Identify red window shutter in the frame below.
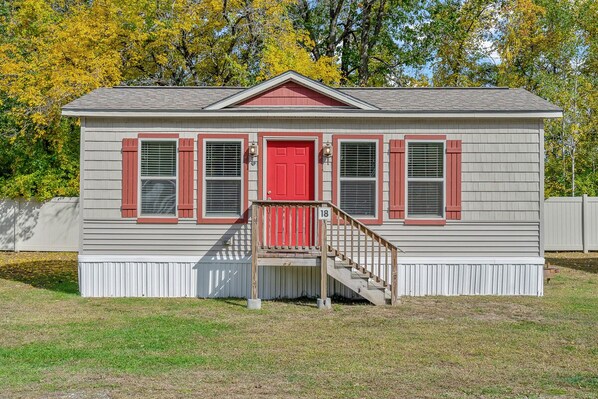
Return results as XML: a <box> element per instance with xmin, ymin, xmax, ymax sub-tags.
<box><xmin>121</xmin><ymin>138</ymin><xmax>138</xmax><ymax>218</ymax></box>
<box><xmin>446</xmin><ymin>140</ymin><xmax>462</xmax><ymax>220</ymax></box>
<box><xmin>178</xmin><ymin>138</ymin><xmax>194</xmax><ymax>218</ymax></box>
<box><xmin>389</xmin><ymin>139</ymin><xmax>406</xmax><ymax>219</ymax></box>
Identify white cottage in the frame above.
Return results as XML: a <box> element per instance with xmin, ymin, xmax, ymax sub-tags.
<box><xmin>62</xmin><ymin>71</ymin><xmax>562</xmax><ymax>308</ymax></box>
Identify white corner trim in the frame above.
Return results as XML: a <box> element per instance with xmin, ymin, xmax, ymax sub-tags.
<box><xmin>203</xmin><ymin>71</ymin><xmax>379</xmax><ymax>111</ymax></box>
<box><xmin>396</xmin><ymin>257</ymin><xmax>545</xmax><ymax>265</ymax></box>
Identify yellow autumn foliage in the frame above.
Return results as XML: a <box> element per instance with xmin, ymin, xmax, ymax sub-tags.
<box><xmin>0</xmin><ymin>0</ymin><xmax>340</xmax><ymax>134</ymax></box>
<box><xmin>0</xmin><ymin>0</ymin><xmax>130</xmax><ymax>131</ymax></box>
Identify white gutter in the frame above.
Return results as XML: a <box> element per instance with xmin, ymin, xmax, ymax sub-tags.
<box><xmin>62</xmin><ymin>110</ymin><xmax>563</xmax><ymax>119</ymax></box>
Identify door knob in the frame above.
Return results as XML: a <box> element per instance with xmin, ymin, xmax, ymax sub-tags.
<box><xmin>267</xmin><ymin>190</ymin><xmax>272</xmax><ymax>194</ymax></box>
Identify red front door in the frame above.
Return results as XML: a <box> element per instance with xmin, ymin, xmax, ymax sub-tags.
<box><xmin>266</xmin><ymin>141</ymin><xmax>315</xmax><ymax>247</ymax></box>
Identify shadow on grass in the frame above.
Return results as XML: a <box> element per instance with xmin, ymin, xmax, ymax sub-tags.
<box><xmin>269</xmin><ymin>296</ymin><xmax>370</xmax><ymax>307</ymax></box>
<box><xmin>545</xmin><ymin>255</ymin><xmax>598</xmax><ymax>274</ymax></box>
<box><xmin>0</xmin><ymin>258</ymin><xmax>79</xmax><ymax>294</ymax></box>
<box><xmin>208</xmin><ymin>296</ymin><xmax>369</xmax><ymax>309</ymax></box>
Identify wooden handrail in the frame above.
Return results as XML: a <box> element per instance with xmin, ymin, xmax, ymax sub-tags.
<box><xmin>253</xmin><ymin>200</ymin><xmax>401</xmax><ymax>252</ymax></box>
<box><xmin>251</xmin><ymin>200</ymin><xmax>401</xmax><ymax>305</ymax></box>
<box><xmin>326</xmin><ymin>202</ymin><xmax>400</xmax><ymax>253</ymax></box>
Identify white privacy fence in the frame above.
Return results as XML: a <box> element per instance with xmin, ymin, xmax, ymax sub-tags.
<box><xmin>544</xmin><ymin>195</ymin><xmax>598</xmax><ymax>252</ymax></box>
<box><xmin>0</xmin><ymin>197</ymin><xmax>79</xmax><ymax>252</ymax></box>
<box><xmin>0</xmin><ymin>196</ymin><xmax>595</xmax><ymax>253</ymax></box>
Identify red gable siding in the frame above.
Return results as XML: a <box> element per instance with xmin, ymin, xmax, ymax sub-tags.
<box><xmin>238</xmin><ymin>82</ymin><xmax>348</xmax><ymax>107</ymax></box>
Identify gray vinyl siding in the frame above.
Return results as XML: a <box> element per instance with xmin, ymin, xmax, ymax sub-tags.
<box><xmin>81</xmin><ymin>117</ymin><xmax>542</xmax><ymax>257</ymax></box>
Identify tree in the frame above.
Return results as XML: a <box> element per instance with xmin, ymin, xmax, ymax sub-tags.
<box><xmin>292</xmin><ymin>0</ymin><xmax>434</xmax><ymax>86</ymax></box>
<box><xmin>497</xmin><ymin>0</ymin><xmax>597</xmax><ymax>196</ymax></box>
<box><xmin>0</xmin><ymin>0</ymin><xmax>339</xmax><ymax>199</ymax></box>
<box><xmin>0</xmin><ymin>0</ymin><xmax>594</xmax><ymax>200</ymax></box>
<box><xmin>0</xmin><ymin>0</ymin><xmax>127</xmax><ymax>199</ymax></box>
<box><xmin>429</xmin><ymin>0</ymin><xmax>502</xmax><ymax>86</ymax></box>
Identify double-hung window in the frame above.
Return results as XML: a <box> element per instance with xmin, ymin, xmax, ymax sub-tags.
<box><xmin>339</xmin><ymin>141</ymin><xmax>378</xmax><ymax>218</ymax></box>
<box><xmin>204</xmin><ymin>140</ymin><xmax>243</xmax><ymax>217</ymax></box>
<box><xmin>407</xmin><ymin>141</ymin><xmax>445</xmax><ymax>218</ymax></box>
<box><xmin>140</xmin><ymin>140</ymin><xmax>177</xmax><ymax>216</ymax></box>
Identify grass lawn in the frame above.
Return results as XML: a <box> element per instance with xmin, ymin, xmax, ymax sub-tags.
<box><xmin>0</xmin><ymin>252</ymin><xmax>597</xmax><ymax>398</ymax></box>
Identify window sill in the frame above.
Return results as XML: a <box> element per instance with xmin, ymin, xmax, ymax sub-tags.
<box><xmin>137</xmin><ymin>217</ymin><xmax>179</xmax><ymax>224</ymax></box>
<box><xmin>404</xmin><ymin>219</ymin><xmax>446</xmax><ymax>226</ymax></box>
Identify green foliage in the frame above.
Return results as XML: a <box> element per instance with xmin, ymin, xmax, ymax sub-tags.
<box><xmin>428</xmin><ymin>0</ymin><xmax>596</xmax><ymax>197</ymax></box>
<box><xmin>497</xmin><ymin>0</ymin><xmax>597</xmax><ymax>197</ymax></box>
<box><xmin>291</xmin><ymin>0</ymin><xmax>435</xmax><ymax>86</ymax></box>
<box><xmin>0</xmin><ymin>119</ymin><xmax>80</xmax><ymax>201</ymax></box>
<box><xmin>0</xmin><ymin>0</ymin><xmax>595</xmax><ymax>199</ymax></box>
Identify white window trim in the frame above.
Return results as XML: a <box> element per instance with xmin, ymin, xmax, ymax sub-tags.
<box><xmin>138</xmin><ymin>138</ymin><xmax>178</xmax><ymax>218</ymax></box>
<box><xmin>261</xmin><ymin>136</ymin><xmax>320</xmax><ymax>201</ymax></box>
<box><xmin>337</xmin><ymin>138</ymin><xmax>379</xmax><ymax>219</ymax></box>
<box><xmin>202</xmin><ymin>138</ymin><xmax>245</xmax><ymax>219</ymax></box>
<box><xmin>405</xmin><ymin>140</ymin><xmax>446</xmax><ymax>219</ymax></box>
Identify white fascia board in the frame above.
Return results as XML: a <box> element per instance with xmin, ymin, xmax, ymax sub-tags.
<box><xmin>203</xmin><ymin>71</ymin><xmax>379</xmax><ymax>110</ymax></box>
<box><xmin>62</xmin><ymin>110</ymin><xmax>564</xmax><ymax>119</ymax></box>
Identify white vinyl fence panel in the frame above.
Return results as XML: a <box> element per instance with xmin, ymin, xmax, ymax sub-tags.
<box><xmin>0</xmin><ymin>197</ymin><xmax>79</xmax><ymax>252</ymax></box>
<box><xmin>544</xmin><ymin>195</ymin><xmax>598</xmax><ymax>252</ymax></box>
<box><xmin>1</xmin><ymin>195</ymin><xmax>594</xmax><ymax>253</ymax></box>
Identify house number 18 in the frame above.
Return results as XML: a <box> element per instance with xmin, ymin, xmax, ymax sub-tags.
<box><xmin>318</xmin><ymin>207</ymin><xmax>331</xmax><ymax>221</ymax></box>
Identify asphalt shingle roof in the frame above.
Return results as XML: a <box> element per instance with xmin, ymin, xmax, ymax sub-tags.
<box><xmin>63</xmin><ymin>85</ymin><xmax>561</xmax><ymax>113</ymax></box>
<box><xmin>339</xmin><ymin>87</ymin><xmax>561</xmax><ymax>112</ymax></box>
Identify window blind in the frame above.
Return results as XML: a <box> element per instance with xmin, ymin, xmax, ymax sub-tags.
<box><xmin>408</xmin><ymin>181</ymin><xmax>443</xmax><ymax>217</ymax></box>
<box><xmin>407</xmin><ymin>142</ymin><xmax>444</xmax><ymax>218</ymax></box>
<box><xmin>206</xmin><ymin>181</ymin><xmax>242</xmax><ymax>215</ymax></box>
<box><xmin>140</xmin><ymin>141</ymin><xmax>177</xmax><ymax>216</ymax></box>
<box><xmin>340</xmin><ymin>142</ymin><xmax>376</xmax><ymax>178</ymax></box>
<box><xmin>205</xmin><ymin>141</ymin><xmax>242</xmax><ymax>216</ymax></box>
<box><xmin>141</xmin><ymin>141</ymin><xmax>177</xmax><ymax>177</ymax></box>
<box><xmin>340</xmin><ymin>181</ymin><xmax>376</xmax><ymax>216</ymax></box>
<box><xmin>339</xmin><ymin>142</ymin><xmax>377</xmax><ymax>217</ymax></box>
<box><xmin>206</xmin><ymin>142</ymin><xmax>241</xmax><ymax>177</ymax></box>
<box><xmin>408</xmin><ymin>142</ymin><xmax>443</xmax><ymax>178</ymax></box>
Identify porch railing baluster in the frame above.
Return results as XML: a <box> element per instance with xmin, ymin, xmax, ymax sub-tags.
<box><xmin>251</xmin><ymin>200</ymin><xmax>401</xmax><ymax>305</ymax></box>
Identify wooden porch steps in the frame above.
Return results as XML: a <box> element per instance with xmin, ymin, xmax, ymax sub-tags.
<box><xmin>327</xmin><ymin>257</ymin><xmax>389</xmax><ymax>306</ymax></box>
<box><xmin>255</xmin><ymin>254</ymin><xmax>392</xmax><ymax>305</ymax></box>
<box><xmin>250</xmin><ymin>200</ymin><xmax>401</xmax><ymax>307</ymax></box>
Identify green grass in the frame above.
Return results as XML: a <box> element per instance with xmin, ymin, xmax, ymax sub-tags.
<box><xmin>0</xmin><ymin>251</ymin><xmax>597</xmax><ymax>398</ymax></box>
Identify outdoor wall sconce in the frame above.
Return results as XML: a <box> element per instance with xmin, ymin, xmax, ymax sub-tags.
<box><xmin>249</xmin><ymin>142</ymin><xmax>258</xmax><ymax>158</ymax></box>
<box><xmin>323</xmin><ymin>142</ymin><xmax>332</xmax><ymax>158</ymax></box>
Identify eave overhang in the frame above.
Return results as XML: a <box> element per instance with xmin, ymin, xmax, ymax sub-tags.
<box><xmin>62</xmin><ymin>109</ymin><xmax>563</xmax><ymax>119</ymax></box>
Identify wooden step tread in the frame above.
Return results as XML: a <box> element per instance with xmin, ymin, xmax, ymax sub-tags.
<box><xmin>258</xmin><ymin>251</ymin><xmax>320</xmax><ymax>258</ymax></box>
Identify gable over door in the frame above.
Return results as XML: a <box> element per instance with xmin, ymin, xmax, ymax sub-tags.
<box><xmin>239</xmin><ymin>82</ymin><xmax>348</xmax><ymax>107</ymax></box>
